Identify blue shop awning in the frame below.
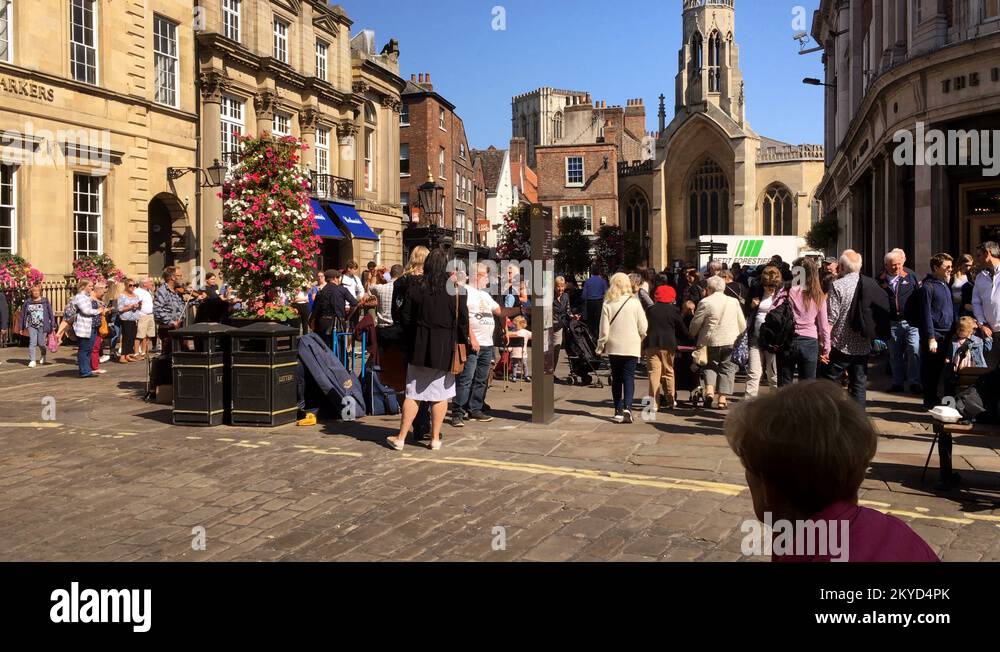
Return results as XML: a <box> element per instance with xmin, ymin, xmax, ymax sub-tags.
<box><xmin>328</xmin><ymin>202</ymin><xmax>379</xmax><ymax>241</ymax></box>
<box><xmin>311</xmin><ymin>200</ymin><xmax>346</xmax><ymax>239</ymax></box>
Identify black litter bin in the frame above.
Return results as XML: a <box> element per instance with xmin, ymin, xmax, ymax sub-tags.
<box><xmin>170</xmin><ymin>323</ymin><xmax>233</xmax><ymax>426</ymax></box>
<box><xmin>230</xmin><ymin>322</ymin><xmax>300</xmax><ymax>427</ymax></box>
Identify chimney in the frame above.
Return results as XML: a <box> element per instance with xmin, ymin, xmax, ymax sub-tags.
<box><xmin>410</xmin><ymin>74</ymin><xmax>416</xmax><ymax>82</ymax></box>
<box><xmin>509</xmin><ymin>137</ymin><xmax>527</xmax><ymax>165</ymax></box>
<box><xmin>418</xmin><ymin>73</ymin><xmax>424</xmax><ymax>83</ymax></box>
<box><xmin>424</xmin><ymin>73</ymin><xmax>432</xmax><ymax>91</ymax></box>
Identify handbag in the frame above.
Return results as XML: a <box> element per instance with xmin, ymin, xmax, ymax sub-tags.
<box><xmin>47</xmin><ymin>331</ymin><xmax>60</xmax><ymax>353</ymax></box>
<box><xmin>692</xmin><ymin>345</ymin><xmax>709</xmax><ymax>367</ymax></box>
<box><xmin>730</xmin><ymin>329</ymin><xmax>750</xmax><ymax>368</ymax></box>
<box><xmin>98</xmin><ymin>314</ymin><xmax>110</xmax><ymax>338</ymax></box>
<box><xmin>450</xmin><ymin>291</ymin><xmax>467</xmax><ymax>375</ymax></box>
<box><xmin>11</xmin><ymin>308</ymin><xmax>24</xmax><ymax>337</ymax></box>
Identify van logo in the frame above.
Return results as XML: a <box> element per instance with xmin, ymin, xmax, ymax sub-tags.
<box><xmin>734</xmin><ymin>239</ymin><xmax>765</xmax><ymax>257</ymax></box>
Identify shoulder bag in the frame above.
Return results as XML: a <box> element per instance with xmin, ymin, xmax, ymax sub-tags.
<box><xmin>450</xmin><ymin>291</ymin><xmax>468</xmax><ymax>375</ymax></box>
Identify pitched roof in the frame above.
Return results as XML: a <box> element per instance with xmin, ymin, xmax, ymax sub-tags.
<box><xmin>511</xmin><ymin>162</ymin><xmax>538</xmax><ymax>204</ymax></box>
<box><xmin>471</xmin><ymin>146</ymin><xmax>507</xmax><ymax>192</ymax></box>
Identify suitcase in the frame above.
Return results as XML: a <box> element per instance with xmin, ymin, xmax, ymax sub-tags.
<box><xmin>298</xmin><ymin>333</ymin><xmax>366</xmax><ymax>418</ymax></box>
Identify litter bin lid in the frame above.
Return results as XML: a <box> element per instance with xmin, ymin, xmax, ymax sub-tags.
<box><xmin>233</xmin><ymin>321</ymin><xmax>299</xmax><ymax>337</ymax></box>
<box><xmin>171</xmin><ymin>323</ymin><xmax>235</xmax><ymax>338</ymax></box>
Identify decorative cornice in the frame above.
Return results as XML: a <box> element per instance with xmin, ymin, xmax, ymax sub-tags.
<box><xmin>299</xmin><ymin>108</ymin><xmax>321</xmax><ymax>132</ymax></box>
<box><xmin>198</xmin><ymin>69</ymin><xmax>230</xmax><ymax>103</ymax></box>
<box><xmin>254</xmin><ymin>90</ymin><xmax>279</xmax><ymax>119</ymax></box>
<box><xmin>337</xmin><ymin>122</ymin><xmax>359</xmax><ymax>139</ymax></box>
<box><xmin>380</xmin><ymin>96</ymin><xmax>403</xmax><ymax>113</ymax></box>
<box><xmin>272</xmin><ymin>0</ymin><xmax>301</xmax><ymax>16</ymax></box>
<box><xmin>352</xmin><ymin>81</ymin><xmax>371</xmax><ymax>95</ymax></box>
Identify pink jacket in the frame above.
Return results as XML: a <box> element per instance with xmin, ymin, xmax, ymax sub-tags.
<box><xmin>776</xmin><ymin>287</ymin><xmax>831</xmax><ymax>356</ymax></box>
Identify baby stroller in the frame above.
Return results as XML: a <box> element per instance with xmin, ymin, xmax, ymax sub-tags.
<box><xmin>561</xmin><ymin>315</ymin><xmax>603</xmax><ymax>388</ymax></box>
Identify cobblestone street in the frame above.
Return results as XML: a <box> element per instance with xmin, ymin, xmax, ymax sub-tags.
<box><xmin>1</xmin><ymin>349</ymin><xmax>999</xmax><ymax>562</ymax></box>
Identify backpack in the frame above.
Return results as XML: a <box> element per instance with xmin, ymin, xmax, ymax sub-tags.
<box><xmin>758</xmin><ymin>290</ymin><xmax>795</xmax><ymax>354</ymax></box>
<box><xmin>363</xmin><ymin>365</ymin><xmax>400</xmax><ymax>416</ymax></box>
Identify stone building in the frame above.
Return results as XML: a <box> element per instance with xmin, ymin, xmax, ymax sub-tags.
<box><xmin>812</xmin><ymin>0</ymin><xmax>1000</xmax><ymax>274</ymax></box>
<box><xmin>0</xmin><ymin>0</ymin><xmax>199</xmax><ymax>279</ymax></box>
<box><xmin>196</xmin><ymin>1</ymin><xmax>405</xmax><ymax>275</ymax></box>
<box><xmin>517</xmin><ymin>0</ymin><xmax>824</xmax><ymax>269</ymax></box>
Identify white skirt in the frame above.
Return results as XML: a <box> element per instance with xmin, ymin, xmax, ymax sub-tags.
<box><xmin>405</xmin><ymin>364</ymin><xmax>456</xmax><ymax>402</ymax></box>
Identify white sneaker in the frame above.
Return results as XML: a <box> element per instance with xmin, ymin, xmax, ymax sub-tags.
<box><xmin>28</xmin><ymin>361</ymin><xmax>37</xmax><ymax>368</ymax></box>
<box><xmin>93</xmin><ymin>369</ymin><xmax>107</xmax><ymax>374</ymax></box>
<box><xmin>99</xmin><ymin>355</ymin><xmax>111</xmax><ymax>363</ymax></box>
<box><xmin>39</xmin><ymin>358</ymin><xmax>45</xmax><ymax>365</ymax></box>
<box><xmin>612</xmin><ymin>413</ymin><xmax>625</xmax><ymax>424</ymax></box>
<box><xmin>623</xmin><ymin>410</ymin><xmax>634</xmax><ymax>424</ymax></box>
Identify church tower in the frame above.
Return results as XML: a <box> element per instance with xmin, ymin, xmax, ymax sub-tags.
<box><xmin>675</xmin><ymin>0</ymin><xmax>746</xmax><ymax>127</ymax></box>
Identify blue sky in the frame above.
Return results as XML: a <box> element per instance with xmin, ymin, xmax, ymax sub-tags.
<box><xmin>339</xmin><ymin>0</ymin><xmax>824</xmax><ymax>150</ymax></box>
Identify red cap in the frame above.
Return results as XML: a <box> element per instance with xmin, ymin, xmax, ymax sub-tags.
<box><xmin>654</xmin><ymin>285</ymin><xmax>676</xmax><ymax>304</ymax></box>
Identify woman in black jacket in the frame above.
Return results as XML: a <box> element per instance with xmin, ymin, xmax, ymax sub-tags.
<box><xmin>387</xmin><ymin>249</ymin><xmax>469</xmax><ymax>451</ymax></box>
<box><xmin>645</xmin><ymin>275</ymin><xmax>687</xmax><ymax>410</ymax></box>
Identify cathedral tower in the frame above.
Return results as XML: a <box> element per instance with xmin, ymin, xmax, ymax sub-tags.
<box><xmin>675</xmin><ymin>0</ymin><xmax>746</xmax><ymax>127</ymax></box>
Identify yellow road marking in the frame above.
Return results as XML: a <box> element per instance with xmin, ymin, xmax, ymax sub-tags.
<box><xmin>186</xmin><ymin>436</ymin><xmax>202</xmax><ymax>440</ymax></box>
<box><xmin>216</xmin><ymin>438</ymin><xmax>236</xmax><ymax>442</ymax></box>
<box><xmin>298</xmin><ymin>449</ymin><xmax>363</xmax><ymax>458</ymax></box>
<box><xmin>400</xmin><ymin>455</ymin><xmax>747</xmax><ymax>497</ymax></box>
<box><xmin>0</xmin><ymin>422</ymin><xmax>62</xmax><ymax>428</ymax></box>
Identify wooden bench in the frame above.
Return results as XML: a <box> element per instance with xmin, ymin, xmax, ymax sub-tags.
<box><xmin>923</xmin><ymin>367</ymin><xmax>1000</xmax><ymax>487</ymax></box>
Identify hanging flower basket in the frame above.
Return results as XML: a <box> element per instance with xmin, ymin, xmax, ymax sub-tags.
<box><xmin>72</xmin><ymin>254</ymin><xmax>124</xmax><ymax>286</ymax></box>
<box><xmin>211</xmin><ymin>134</ymin><xmax>320</xmax><ymax>324</ymax></box>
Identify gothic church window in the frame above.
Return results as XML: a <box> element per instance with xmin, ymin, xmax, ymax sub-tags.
<box><xmin>761</xmin><ymin>184</ymin><xmax>795</xmax><ymax>236</ymax></box>
<box><xmin>688</xmin><ymin>158</ymin><xmax>730</xmax><ymax>238</ymax></box>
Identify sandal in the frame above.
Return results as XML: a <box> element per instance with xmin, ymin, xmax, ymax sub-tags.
<box><xmin>716</xmin><ymin>396</ymin><xmax>729</xmax><ymax>409</ymax></box>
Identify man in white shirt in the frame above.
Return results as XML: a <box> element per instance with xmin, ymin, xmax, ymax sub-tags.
<box><xmin>341</xmin><ymin>260</ymin><xmax>365</xmax><ymax>301</ymax></box>
<box><xmin>973</xmin><ymin>241</ymin><xmax>1000</xmax><ymax>367</ymax></box>
<box><xmin>451</xmin><ymin>263</ymin><xmax>502</xmax><ymax>428</ymax></box>
<box><xmin>372</xmin><ymin>265</ymin><xmax>402</xmax><ymax>328</ymax></box>
<box><xmin>134</xmin><ymin>277</ymin><xmax>156</xmax><ymax>358</ymax></box>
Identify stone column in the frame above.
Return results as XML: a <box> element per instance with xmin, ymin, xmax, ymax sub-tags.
<box><xmin>299</xmin><ymin>107</ymin><xmax>319</xmax><ymax>182</ymax></box>
<box><xmin>835</xmin><ymin>1</ymin><xmax>852</xmax><ymax>148</ymax></box>
<box><xmin>337</xmin><ymin>122</ymin><xmax>359</xmax><ymax>198</ymax></box>
<box><xmin>913</xmin><ymin>160</ymin><xmax>933</xmax><ymax>276</ymax></box>
<box><xmin>199</xmin><ymin>70</ymin><xmax>228</xmax><ymax>270</ymax></box>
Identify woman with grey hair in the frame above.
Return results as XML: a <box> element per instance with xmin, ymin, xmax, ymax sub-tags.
<box><xmin>689</xmin><ymin>275</ymin><xmax>746</xmax><ymax>409</ymax></box>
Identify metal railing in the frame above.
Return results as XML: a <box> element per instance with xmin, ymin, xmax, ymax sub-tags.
<box><xmin>310</xmin><ymin>173</ymin><xmax>355</xmax><ymax>202</ymax></box>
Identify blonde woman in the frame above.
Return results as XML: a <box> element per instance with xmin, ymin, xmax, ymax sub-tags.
<box><xmin>596</xmin><ymin>273</ymin><xmax>648</xmax><ymax>423</ymax></box>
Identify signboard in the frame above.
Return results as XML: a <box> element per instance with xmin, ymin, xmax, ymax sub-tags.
<box><xmin>529</xmin><ymin>204</ymin><xmax>555</xmax><ymax>425</ymax></box>
<box><xmin>697</xmin><ymin>235</ymin><xmax>805</xmax><ymax>270</ymax></box>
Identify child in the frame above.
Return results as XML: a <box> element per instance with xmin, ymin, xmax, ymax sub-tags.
<box><xmin>507</xmin><ymin>316</ymin><xmax>532</xmax><ymax>382</ymax></box>
<box><xmin>945</xmin><ymin>316</ymin><xmax>991</xmax><ymax>395</ymax></box>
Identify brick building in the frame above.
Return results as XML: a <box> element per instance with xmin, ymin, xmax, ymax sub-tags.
<box><xmin>536</xmin><ymin>142</ymin><xmax>619</xmax><ymax>236</ymax></box>
<box><xmin>400</xmin><ymin>72</ymin><xmax>486</xmax><ymax>258</ymax></box>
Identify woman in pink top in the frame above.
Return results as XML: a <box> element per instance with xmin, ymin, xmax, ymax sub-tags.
<box><xmin>726</xmin><ymin>380</ymin><xmax>939</xmax><ymax>562</ymax></box>
<box><xmin>775</xmin><ymin>258</ymin><xmax>831</xmax><ymax>387</ymax></box>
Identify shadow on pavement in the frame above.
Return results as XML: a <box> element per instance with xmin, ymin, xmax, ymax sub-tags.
<box><xmin>869</xmin><ymin>461</ymin><xmax>1000</xmax><ymax>510</ymax></box>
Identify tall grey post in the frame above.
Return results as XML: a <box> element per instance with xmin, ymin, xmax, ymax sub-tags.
<box><xmin>529</xmin><ymin>204</ymin><xmax>555</xmax><ymax>424</ymax></box>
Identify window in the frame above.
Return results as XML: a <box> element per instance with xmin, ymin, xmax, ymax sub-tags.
<box><xmin>401</xmin><ymin>192</ymin><xmax>410</xmax><ymax>217</ymax></box>
<box><xmin>624</xmin><ymin>191</ymin><xmax>649</xmax><ymax>234</ymax></box>
<box><xmin>455</xmin><ymin>176</ymin><xmax>461</xmax><ymax>205</ymax></box>
<box><xmin>153</xmin><ymin>15</ymin><xmax>178</xmax><ymax>108</ymax></box>
<box><xmin>73</xmin><ymin>174</ymin><xmax>102</xmax><ymax>258</ymax></box>
<box><xmin>459</xmin><ymin>143</ymin><xmax>466</xmax><ymax>159</ymax></box>
<box><xmin>708</xmin><ymin>31</ymin><xmax>722</xmax><ymax>92</ymax></box>
<box><xmin>0</xmin><ymin>0</ymin><xmax>12</xmax><ymax>63</ymax></box>
<box><xmin>0</xmin><ymin>164</ymin><xmax>15</xmax><ymax>253</ymax></box>
<box><xmin>439</xmin><ymin>108</ymin><xmax>446</xmax><ymax>130</ymax></box>
<box><xmin>315</xmin><ymin>40</ymin><xmax>328</xmax><ymax>81</ymax></box>
<box><xmin>223</xmin><ymin>0</ymin><xmax>240</xmax><ymax>42</ymax></box>
<box><xmin>438</xmin><ymin>147</ymin><xmax>446</xmax><ymax>178</ymax></box>
<box><xmin>986</xmin><ymin>0</ymin><xmax>1000</xmax><ymax>19</ymax></box>
<box><xmin>455</xmin><ymin>209</ymin><xmax>467</xmax><ymax>244</ymax></box>
<box><xmin>690</xmin><ymin>31</ymin><xmax>703</xmax><ymax>79</ymax></box>
<box><xmin>914</xmin><ymin>0</ymin><xmax>923</xmax><ymax>25</ymax></box>
<box><xmin>553</xmin><ymin>112</ymin><xmax>563</xmax><ymax>141</ymax></box>
<box><xmin>761</xmin><ymin>184</ymin><xmax>795</xmax><ymax>236</ymax></box>
<box><xmin>560</xmin><ymin>204</ymin><xmax>593</xmax><ymax>233</ymax></box>
<box><xmin>400</xmin><ymin>103</ymin><xmax>409</xmax><ymax>126</ymax></box>
<box><xmin>273</xmin><ymin>112</ymin><xmax>291</xmax><ymax>137</ymax></box>
<box><xmin>364</xmin><ymin>104</ymin><xmax>376</xmax><ymax>191</ymax></box>
<box><xmin>273</xmin><ymin>17</ymin><xmax>288</xmax><ymax>64</ymax></box>
<box><xmin>220</xmin><ymin>94</ymin><xmax>245</xmax><ymax>166</ymax></box>
<box><xmin>566</xmin><ymin>156</ymin><xmax>584</xmax><ymax>186</ymax></box>
<box><xmin>399</xmin><ymin>143</ymin><xmax>410</xmax><ymax>176</ymax></box>
<box><xmin>688</xmin><ymin>158</ymin><xmax>730</xmax><ymax>238</ymax></box>
<box><xmin>70</xmin><ymin>0</ymin><xmax>98</xmax><ymax>84</ymax></box>
<box><xmin>315</xmin><ymin>126</ymin><xmax>330</xmax><ymax>196</ymax></box>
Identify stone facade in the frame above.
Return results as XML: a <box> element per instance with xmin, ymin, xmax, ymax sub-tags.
<box><xmin>812</xmin><ymin>0</ymin><xmax>1000</xmax><ymax>275</ymax></box>
<box><xmin>0</xmin><ymin>0</ymin><xmax>199</xmax><ymax>279</ymax></box>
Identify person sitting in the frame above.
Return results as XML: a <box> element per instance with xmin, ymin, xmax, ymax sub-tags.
<box><xmin>944</xmin><ymin>316</ymin><xmax>991</xmax><ymax>398</ymax></box>
<box><xmin>309</xmin><ymin>269</ymin><xmax>359</xmax><ymax>340</ymax></box>
<box><xmin>507</xmin><ymin>316</ymin><xmax>532</xmax><ymax>382</ymax></box>
<box><xmin>725</xmin><ymin>380</ymin><xmax>939</xmax><ymax>562</ymax></box>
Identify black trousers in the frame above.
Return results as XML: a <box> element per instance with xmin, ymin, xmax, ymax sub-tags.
<box><xmin>920</xmin><ymin>339</ymin><xmax>948</xmax><ymax>408</ymax></box>
<box><xmin>120</xmin><ymin>320</ymin><xmax>138</xmax><ymax>357</ymax></box>
<box><xmin>586</xmin><ymin>299</ymin><xmax>603</xmax><ymax>340</ymax></box>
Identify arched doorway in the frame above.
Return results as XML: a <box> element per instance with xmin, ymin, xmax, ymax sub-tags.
<box><xmin>147</xmin><ymin>193</ymin><xmax>187</xmax><ymax>275</ymax></box>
